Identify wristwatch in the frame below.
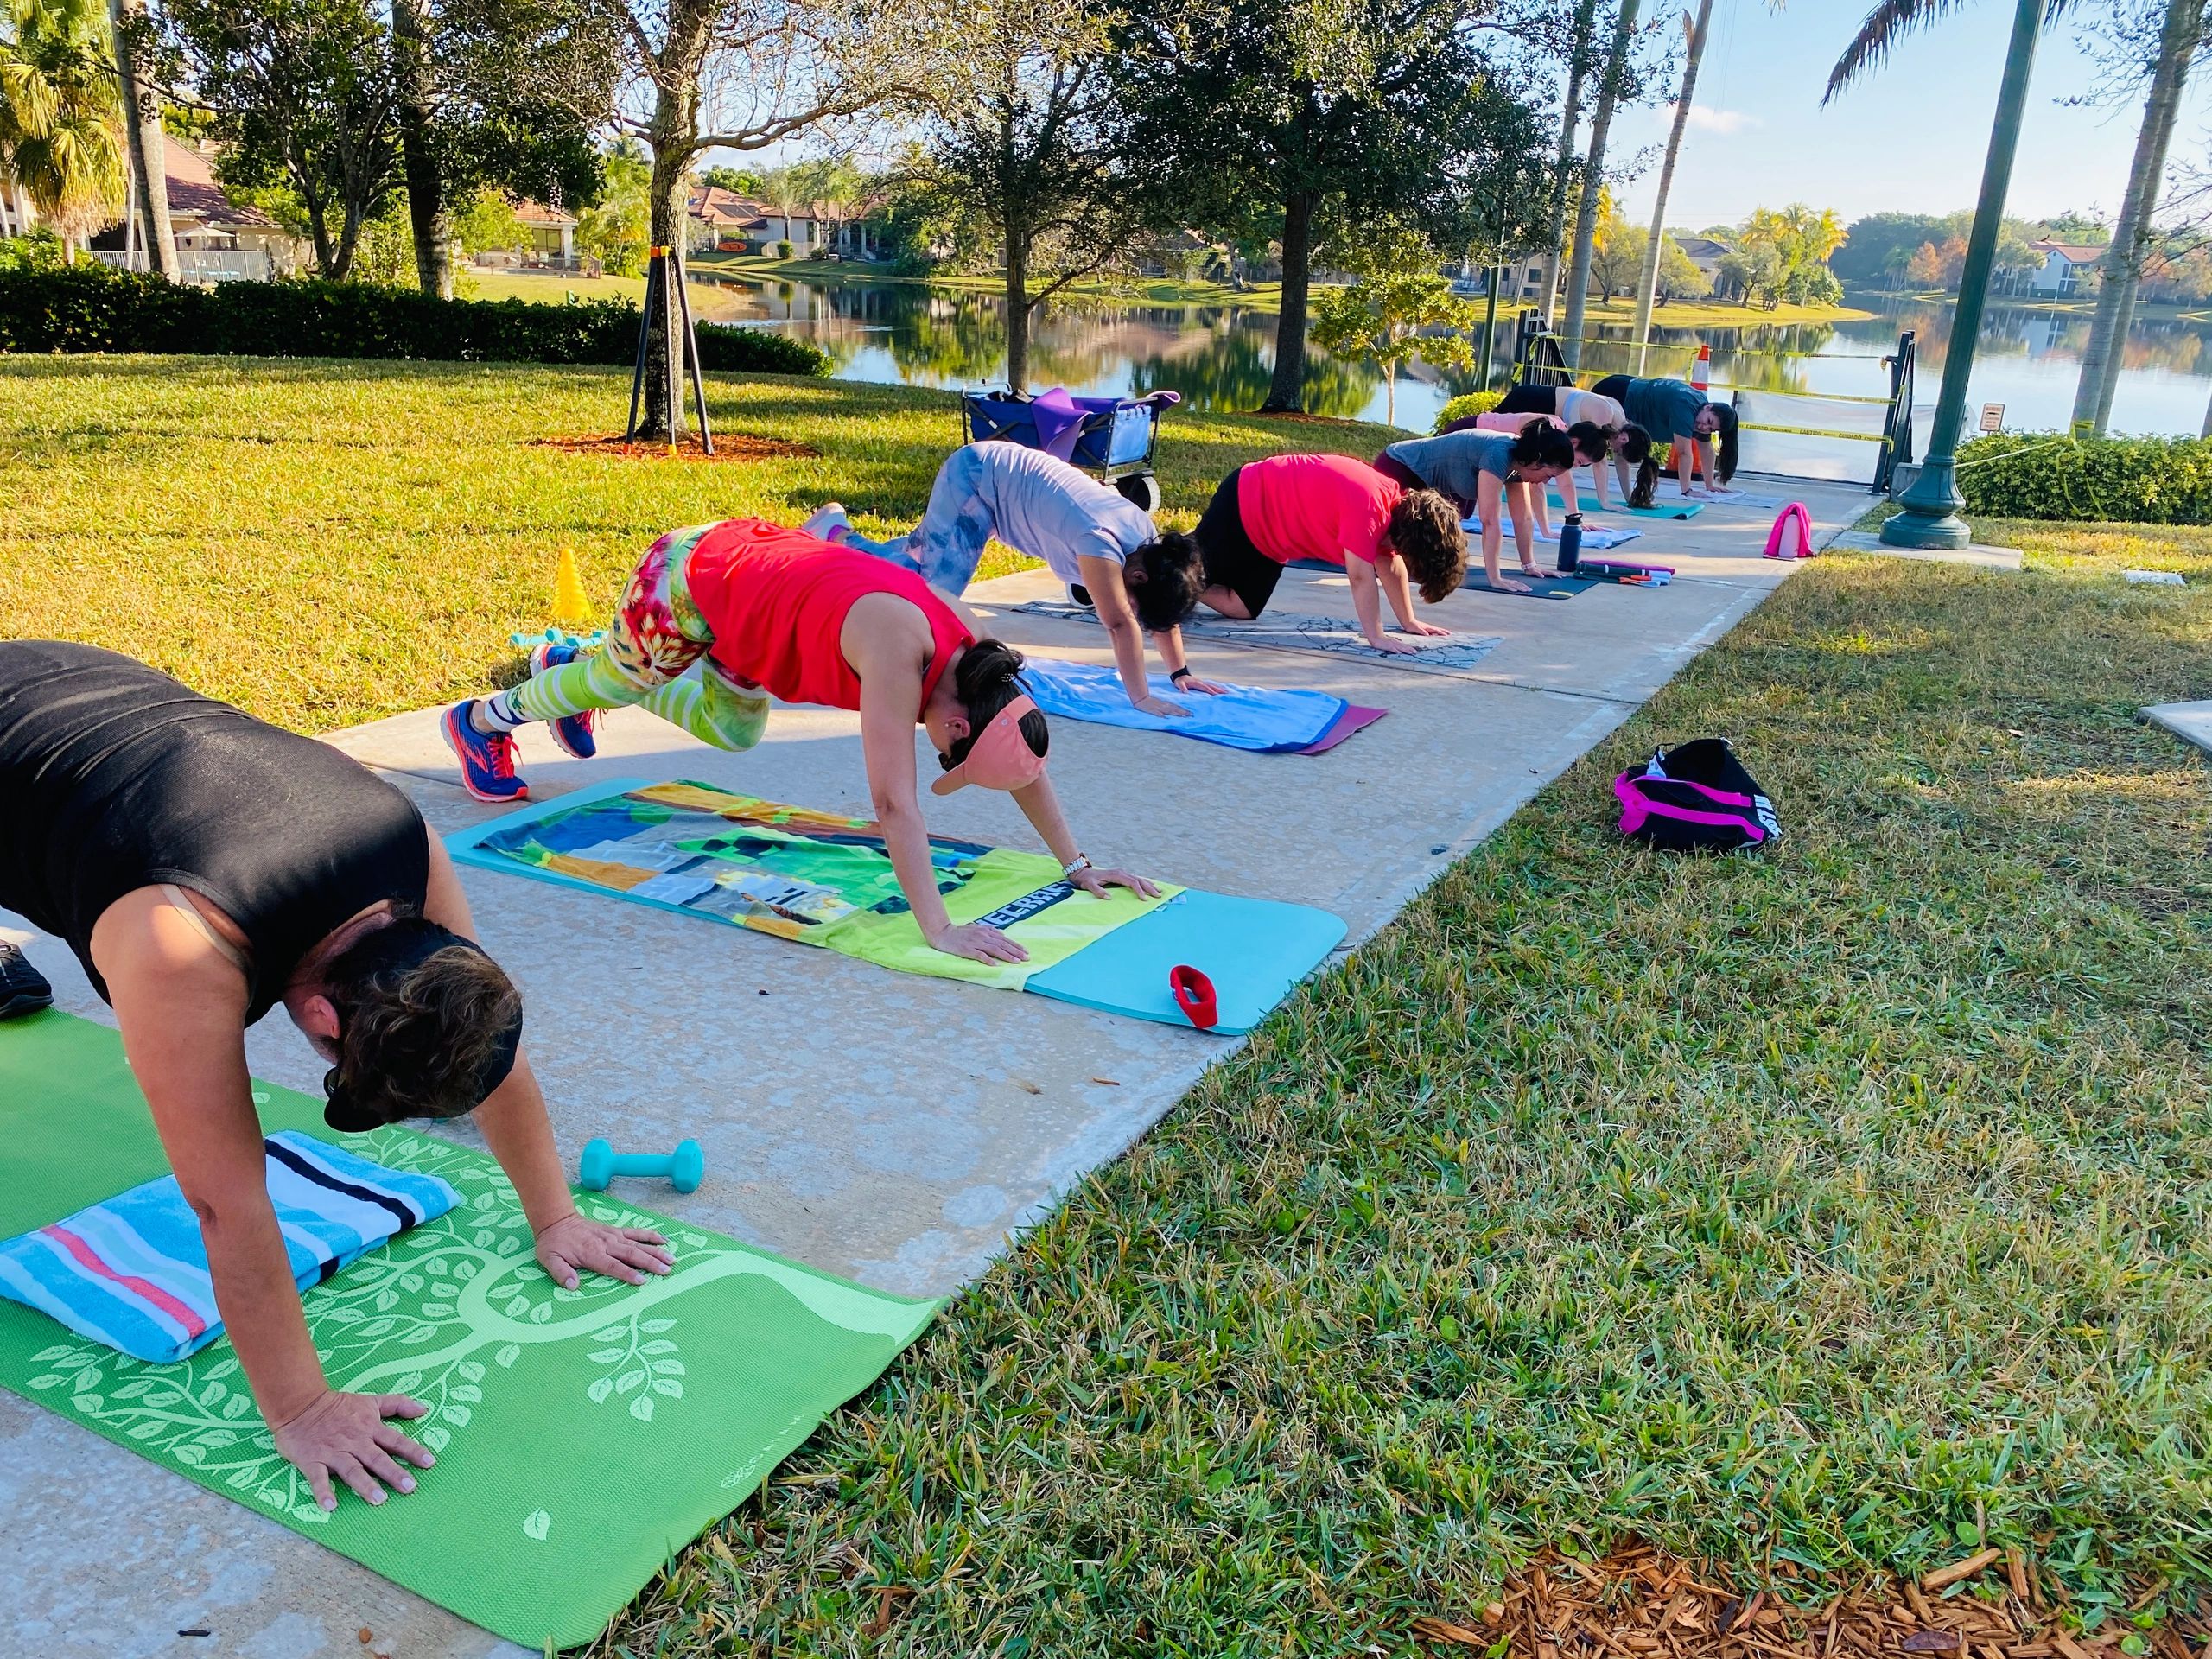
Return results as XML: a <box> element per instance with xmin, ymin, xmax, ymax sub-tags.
<box><xmin>1062</xmin><ymin>855</ymin><xmax>1094</xmax><ymax>880</ymax></box>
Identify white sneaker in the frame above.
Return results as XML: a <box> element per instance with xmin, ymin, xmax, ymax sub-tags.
<box><xmin>799</xmin><ymin>504</ymin><xmax>850</xmax><ymax>543</ymax></box>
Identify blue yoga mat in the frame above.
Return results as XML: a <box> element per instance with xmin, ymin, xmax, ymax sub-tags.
<box><xmin>1020</xmin><ymin>658</ymin><xmax>1350</xmax><ymax>753</ymax></box>
<box><xmin>1026</xmin><ymin>891</ymin><xmax>1347</xmax><ymax>1036</ymax></box>
<box><xmin>1548</xmin><ymin>489</ymin><xmax>1702</xmax><ymax>521</ymax></box>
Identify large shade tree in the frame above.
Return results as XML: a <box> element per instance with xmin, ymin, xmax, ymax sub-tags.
<box><xmin>902</xmin><ymin>0</ymin><xmax>1163</xmax><ymax>390</ymax></box>
<box><xmin>158</xmin><ymin>0</ymin><xmax>402</xmax><ymax>279</ymax></box>
<box><xmin>1121</xmin><ymin>0</ymin><xmax>1527</xmax><ymax>411</ymax></box>
<box><xmin>390</xmin><ymin>0</ymin><xmax>621</xmax><ymax>296</ymax></box>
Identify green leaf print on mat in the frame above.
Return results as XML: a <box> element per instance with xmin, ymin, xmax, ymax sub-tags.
<box><xmin>0</xmin><ymin>1012</ymin><xmax>938</xmax><ymax>1649</ymax></box>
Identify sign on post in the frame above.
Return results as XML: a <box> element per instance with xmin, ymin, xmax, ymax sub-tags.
<box><xmin>1979</xmin><ymin>403</ymin><xmax>2005</xmax><ymax>432</ymax></box>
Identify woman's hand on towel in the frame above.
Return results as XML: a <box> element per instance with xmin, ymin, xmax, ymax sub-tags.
<box><xmin>1402</xmin><ymin>619</ymin><xmax>1457</xmax><ymax>638</ymax></box>
<box><xmin>1070</xmin><ymin>866</ymin><xmax>1162</xmax><ymax>901</ymax></box>
<box><xmin>928</xmin><ymin>918</ymin><xmax>1030</xmax><ymax>964</ymax></box>
<box><xmin>536</xmin><ymin>1211</ymin><xmax>675</xmax><ymax>1291</ymax></box>
<box><xmin>1176</xmin><ymin>674</ymin><xmax>1230</xmax><ymax>696</ymax></box>
<box><xmin>273</xmin><ymin>1388</ymin><xmax>435</xmax><ymax>1511</ymax></box>
<box><xmin>1132</xmin><ymin>693</ymin><xmax>1191</xmax><ymax>719</ymax></box>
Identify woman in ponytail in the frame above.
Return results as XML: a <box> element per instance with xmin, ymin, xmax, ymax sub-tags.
<box><xmin>447</xmin><ymin>519</ymin><xmax>1158</xmax><ymax>964</ymax></box>
<box><xmin>1375</xmin><ymin>419</ymin><xmax>1576</xmax><ymax>595</ymax></box>
<box><xmin>1588</xmin><ymin>374</ymin><xmax>1739</xmax><ymax>499</ymax></box>
<box><xmin>799</xmin><ymin>442</ymin><xmax>1224</xmax><ymax>715</ymax></box>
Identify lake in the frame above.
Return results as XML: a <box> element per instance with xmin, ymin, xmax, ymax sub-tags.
<box><xmin>695</xmin><ymin>272</ymin><xmax>2212</xmax><ymax>485</ymax></box>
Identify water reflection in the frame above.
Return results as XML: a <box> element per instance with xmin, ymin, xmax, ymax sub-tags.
<box><xmin>699</xmin><ymin>273</ymin><xmax>2212</xmax><ymax>452</ymax></box>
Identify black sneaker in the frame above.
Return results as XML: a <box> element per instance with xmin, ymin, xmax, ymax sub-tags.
<box><xmin>0</xmin><ymin>941</ymin><xmax>52</xmax><ymax>1020</ymax></box>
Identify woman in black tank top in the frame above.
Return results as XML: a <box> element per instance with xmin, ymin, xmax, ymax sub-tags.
<box><xmin>0</xmin><ymin>643</ymin><xmax>672</xmax><ymax>1512</ymax></box>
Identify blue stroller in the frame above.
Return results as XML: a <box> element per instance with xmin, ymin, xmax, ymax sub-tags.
<box><xmin>960</xmin><ymin>386</ymin><xmax>1180</xmax><ymax>512</ymax></box>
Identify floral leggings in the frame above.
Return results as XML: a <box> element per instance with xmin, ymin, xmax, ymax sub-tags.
<box><xmin>497</xmin><ymin>524</ymin><xmax>770</xmax><ymax>751</ymax></box>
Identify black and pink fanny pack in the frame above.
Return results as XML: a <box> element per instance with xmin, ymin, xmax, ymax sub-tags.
<box><xmin>1613</xmin><ymin>738</ymin><xmax>1780</xmax><ymax>853</ymax></box>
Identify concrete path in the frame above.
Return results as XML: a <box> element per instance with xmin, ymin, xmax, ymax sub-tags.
<box><xmin>2144</xmin><ymin>699</ymin><xmax>2212</xmax><ymax>758</ymax></box>
<box><xmin>3</xmin><ymin>476</ymin><xmax>1872</xmax><ymax>1656</ymax></box>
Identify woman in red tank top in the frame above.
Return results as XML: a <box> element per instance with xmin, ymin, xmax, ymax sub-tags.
<box><xmin>448</xmin><ymin>519</ymin><xmax>1156</xmax><ymax>964</ymax></box>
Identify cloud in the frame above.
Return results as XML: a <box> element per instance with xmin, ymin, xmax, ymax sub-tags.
<box><xmin>1683</xmin><ymin>106</ymin><xmax>1760</xmax><ymax>135</ymax></box>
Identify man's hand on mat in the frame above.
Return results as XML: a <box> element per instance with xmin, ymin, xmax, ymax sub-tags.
<box><xmin>1132</xmin><ymin>693</ymin><xmax>1190</xmax><ymax>718</ymax></box>
<box><xmin>928</xmin><ymin>919</ymin><xmax>1029</xmax><ymax>963</ymax></box>
<box><xmin>1070</xmin><ymin>866</ymin><xmax>1161</xmax><ymax>900</ymax></box>
<box><xmin>273</xmin><ymin>1388</ymin><xmax>435</xmax><ymax>1511</ymax></box>
<box><xmin>536</xmin><ymin>1211</ymin><xmax>675</xmax><ymax>1290</ymax></box>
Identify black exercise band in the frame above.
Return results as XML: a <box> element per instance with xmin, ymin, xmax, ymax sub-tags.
<box><xmin>1170</xmin><ymin>667</ymin><xmax>1192</xmax><ymax>683</ymax></box>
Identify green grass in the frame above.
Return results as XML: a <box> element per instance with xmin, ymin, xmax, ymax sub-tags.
<box><xmin>588</xmin><ymin>524</ymin><xmax>2212</xmax><ymax>1654</ymax></box>
<box><xmin>0</xmin><ymin>357</ymin><xmax>1390</xmax><ymax>730</ymax></box>
<box><xmin>5</xmin><ymin>359</ymin><xmax>2209</xmax><ymax>1651</ymax></box>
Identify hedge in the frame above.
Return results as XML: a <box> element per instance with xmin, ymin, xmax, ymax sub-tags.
<box><xmin>1955</xmin><ymin>430</ymin><xmax>2212</xmax><ymax>524</ymax></box>
<box><xmin>0</xmin><ymin>264</ymin><xmax>830</xmax><ymax>377</ymax></box>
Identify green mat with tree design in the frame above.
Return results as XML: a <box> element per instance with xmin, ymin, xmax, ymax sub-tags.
<box><xmin>0</xmin><ymin>1010</ymin><xmax>938</xmax><ymax>1649</ymax></box>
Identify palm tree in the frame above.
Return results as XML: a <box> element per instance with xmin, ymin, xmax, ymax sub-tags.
<box><xmin>0</xmin><ymin>0</ymin><xmax>125</xmax><ymax>257</ymax></box>
<box><xmin>106</xmin><ymin>0</ymin><xmax>175</xmax><ymax>276</ymax></box>
<box><xmin>2071</xmin><ymin>0</ymin><xmax>2206</xmax><ymax>433</ymax></box>
<box><xmin>1534</xmin><ymin>0</ymin><xmax>1600</xmax><ymax>326</ymax></box>
<box><xmin>1560</xmin><ymin>0</ymin><xmax>1642</xmax><ymax>367</ymax></box>
<box><xmin>1631</xmin><ymin>0</ymin><xmax>1714</xmax><ymax>361</ymax></box>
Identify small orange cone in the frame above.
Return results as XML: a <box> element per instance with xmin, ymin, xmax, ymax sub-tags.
<box><xmin>1690</xmin><ymin>342</ymin><xmax>1711</xmax><ymax>391</ymax></box>
<box><xmin>551</xmin><ymin>548</ymin><xmax>592</xmax><ymax>626</ymax></box>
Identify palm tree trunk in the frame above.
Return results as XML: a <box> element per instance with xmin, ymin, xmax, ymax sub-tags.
<box><xmin>1264</xmin><ymin>187</ymin><xmax>1317</xmax><ymax>412</ymax></box>
<box><xmin>1535</xmin><ymin>0</ymin><xmax>1600</xmax><ymax>327</ymax></box>
<box><xmin>2072</xmin><ymin>0</ymin><xmax>2202</xmax><ymax>434</ymax></box>
<box><xmin>1632</xmin><ymin>0</ymin><xmax>1713</xmax><ymax>358</ymax></box>
<box><xmin>391</xmin><ymin>0</ymin><xmax>454</xmax><ymax>297</ymax></box>
<box><xmin>108</xmin><ymin>0</ymin><xmax>178</xmax><ymax>279</ymax></box>
<box><xmin>1560</xmin><ymin>0</ymin><xmax>1642</xmax><ymax>369</ymax></box>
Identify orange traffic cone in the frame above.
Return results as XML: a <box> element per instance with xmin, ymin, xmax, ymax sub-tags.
<box><xmin>1690</xmin><ymin>342</ymin><xmax>1711</xmax><ymax>391</ymax></box>
<box><xmin>551</xmin><ymin>548</ymin><xmax>592</xmax><ymax>626</ymax></box>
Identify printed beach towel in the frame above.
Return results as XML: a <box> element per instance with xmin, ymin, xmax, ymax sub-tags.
<box><xmin>0</xmin><ymin>1132</ymin><xmax>457</xmax><ymax>1363</ymax></box>
<box><xmin>449</xmin><ymin>780</ymin><xmax>1173</xmax><ymax>991</ymax></box>
<box><xmin>1019</xmin><ymin>657</ymin><xmax>1378</xmax><ymax>753</ymax></box>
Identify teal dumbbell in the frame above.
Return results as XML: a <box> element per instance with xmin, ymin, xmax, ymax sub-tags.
<box><xmin>579</xmin><ymin>1137</ymin><xmax>703</xmax><ymax>1193</ymax></box>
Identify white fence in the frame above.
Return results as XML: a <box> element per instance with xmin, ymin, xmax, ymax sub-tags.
<box><xmin>87</xmin><ymin>247</ymin><xmax>273</xmax><ymax>283</ymax></box>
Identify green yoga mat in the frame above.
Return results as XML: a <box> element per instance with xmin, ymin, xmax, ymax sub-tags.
<box><xmin>0</xmin><ymin>1011</ymin><xmax>938</xmax><ymax>1649</ymax></box>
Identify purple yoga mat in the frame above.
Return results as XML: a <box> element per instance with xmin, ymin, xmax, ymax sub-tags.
<box><xmin>1299</xmin><ymin>704</ymin><xmax>1388</xmax><ymax>753</ymax></box>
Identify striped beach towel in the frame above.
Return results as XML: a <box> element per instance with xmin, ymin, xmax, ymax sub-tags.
<box><xmin>0</xmin><ymin>1132</ymin><xmax>459</xmax><ymax>1363</ymax></box>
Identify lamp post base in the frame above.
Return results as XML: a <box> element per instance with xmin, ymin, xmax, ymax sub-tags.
<box><xmin>1879</xmin><ymin>457</ymin><xmax>1972</xmax><ymax>550</ymax></box>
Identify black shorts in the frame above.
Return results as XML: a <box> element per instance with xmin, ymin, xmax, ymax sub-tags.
<box><xmin>1588</xmin><ymin>373</ymin><xmax>1632</xmax><ymax>405</ymax></box>
<box><xmin>1492</xmin><ymin>383</ymin><xmax>1557</xmax><ymax>416</ymax></box>
<box><xmin>1193</xmin><ymin>467</ymin><xmax>1285</xmax><ymax>619</ymax></box>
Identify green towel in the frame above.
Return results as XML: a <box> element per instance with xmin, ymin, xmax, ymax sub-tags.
<box><xmin>0</xmin><ymin>1011</ymin><xmax>937</xmax><ymax>1649</ymax></box>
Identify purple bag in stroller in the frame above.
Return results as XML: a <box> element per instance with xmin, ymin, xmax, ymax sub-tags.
<box><xmin>1613</xmin><ymin>738</ymin><xmax>1780</xmax><ymax>853</ymax></box>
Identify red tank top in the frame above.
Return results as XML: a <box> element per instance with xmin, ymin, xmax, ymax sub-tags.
<box><xmin>683</xmin><ymin>519</ymin><xmax>972</xmax><ymax>712</ymax></box>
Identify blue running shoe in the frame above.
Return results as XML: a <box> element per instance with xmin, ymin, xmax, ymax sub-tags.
<box><xmin>527</xmin><ymin>640</ymin><xmax>600</xmax><ymax>760</ymax></box>
<box><xmin>441</xmin><ymin>702</ymin><xmax>527</xmax><ymax>802</ymax></box>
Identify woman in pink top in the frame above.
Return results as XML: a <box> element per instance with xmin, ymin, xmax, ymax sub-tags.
<box><xmin>1188</xmin><ymin>453</ymin><xmax>1465</xmax><ymax>654</ymax></box>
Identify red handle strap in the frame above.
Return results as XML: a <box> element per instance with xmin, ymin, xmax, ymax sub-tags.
<box><xmin>1169</xmin><ymin>965</ymin><xmax>1219</xmax><ymax>1030</ymax></box>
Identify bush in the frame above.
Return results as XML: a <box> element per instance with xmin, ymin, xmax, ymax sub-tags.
<box><xmin>1954</xmin><ymin>430</ymin><xmax>2212</xmax><ymax>524</ymax></box>
<box><xmin>1433</xmin><ymin>388</ymin><xmax>1503</xmax><ymax>432</ymax></box>
<box><xmin>775</xmin><ymin>239</ymin><xmax>794</xmax><ymax>259</ymax></box>
<box><xmin>0</xmin><ymin>232</ymin><xmax>69</xmax><ymax>274</ymax></box>
<box><xmin>0</xmin><ymin>264</ymin><xmax>831</xmax><ymax>377</ymax></box>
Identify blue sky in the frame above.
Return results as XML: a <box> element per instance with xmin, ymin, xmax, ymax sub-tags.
<box><xmin>1610</xmin><ymin>0</ymin><xmax>2212</xmax><ymax>232</ymax></box>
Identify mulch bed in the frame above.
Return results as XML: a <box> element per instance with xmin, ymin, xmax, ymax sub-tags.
<box><xmin>531</xmin><ymin>433</ymin><xmax>820</xmax><ymax>461</ymax></box>
<box><xmin>1412</xmin><ymin>1545</ymin><xmax>2202</xmax><ymax>1659</ymax></box>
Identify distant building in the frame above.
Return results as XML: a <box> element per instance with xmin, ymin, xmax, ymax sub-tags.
<box><xmin>86</xmin><ymin>137</ymin><xmax>309</xmax><ymax>281</ymax></box>
<box><xmin>2000</xmin><ymin>239</ymin><xmax>2107</xmax><ymax>297</ymax></box>
<box><xmin>684</xmin><ymin>185</ymin><xmax>882</xmax><ymax>259</ymax></box>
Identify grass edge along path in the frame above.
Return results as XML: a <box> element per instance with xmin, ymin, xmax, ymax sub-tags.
<box><xmin>592</xmin><ymin>524</ymin><xmax>2212</xmax><ymax>1656</ymax></box>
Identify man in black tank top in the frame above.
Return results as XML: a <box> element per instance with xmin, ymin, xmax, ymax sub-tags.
<box><xmin>0</xmin><ymin>642</ymin><xmax>673</xmax><ymax>1512</ymax></box>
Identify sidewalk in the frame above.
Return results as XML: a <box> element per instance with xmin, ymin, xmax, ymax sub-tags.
<box><xmin>2</xmin><ymin>475</ymin><xmax>1874</xmax><ymax>1657</ymax></box>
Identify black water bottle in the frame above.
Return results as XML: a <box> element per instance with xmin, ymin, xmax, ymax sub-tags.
<box><xmin>1556</xmin><ymin>512</ymin><xmax>1584</xmax><ymax>574</ymax></box>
